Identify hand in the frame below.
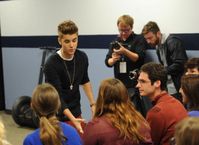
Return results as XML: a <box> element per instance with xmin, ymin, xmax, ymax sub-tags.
<box><xmin>111</xmin><ymin>52</ymin><xmax>121</xmax><ymax>62</ymax></box>
<box><xmin>72</xmin><ymin>118</ymin><xmax>85</xmax><ymax>134</ymax></box>
<box><xmin>113</xmin><ymin>45</ymin><xmax>126</xmax><ymax>55</ymax></box>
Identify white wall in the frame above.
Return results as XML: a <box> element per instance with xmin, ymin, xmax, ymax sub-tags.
<box><xmin>1</xmin><ymin>0</ymin><xmax>199</xmax><ymax>36</ymax></box>
<box><xmin>1</xmin><ymin>0</ymin><xmax>199</xmax><ymax>121</ymax></box>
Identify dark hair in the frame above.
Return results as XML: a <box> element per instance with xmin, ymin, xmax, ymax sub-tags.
<box><xmin>181</xmin><ymin>74</ymin><xmax>199</xmax><ymax>111</ymax></box>
<box><xmin>140</xmin><ymin>62</ymin><xmax>167</xmax><ymax>90</ymax></box>
<box><xmin>184</xmin><ymin>57</ymin><xmax>199</xmax><ymax>71</ymax></box>
<box><xmin>142</xmin><ymin>21</ymin><xmax>160</xmax><ymax>35</ymax></box>
<box><xmin>58</xmin><ymin>20</ymin><xmax>78</xmax><ymax>38</ymax></box>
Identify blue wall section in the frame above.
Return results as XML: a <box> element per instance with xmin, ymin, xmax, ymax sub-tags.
<box><xmin>2</xmin><ymin>34</ymin><xmax>199</xmax><ymax>120</ymax></box>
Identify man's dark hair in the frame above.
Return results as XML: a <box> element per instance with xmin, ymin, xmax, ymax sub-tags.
<box><xmin>184</xmin><ymin>57</ymin><xmax>199</xmax><ymax>71</ymax></box>
<box><xmin>140</xmin><ymin>62</ymin><xmax>167</xmax><ymax>90</ymax></box>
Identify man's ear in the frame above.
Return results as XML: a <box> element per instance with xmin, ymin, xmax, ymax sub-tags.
<box><xmin>58</xmin><ymin>37</ymin><xmax>61</xmax><ymax>45</ymax></box>
<box><xmin>154</xmin><ymin>80</ymin><xmax>161</xmax><ymax>87</ymax></box>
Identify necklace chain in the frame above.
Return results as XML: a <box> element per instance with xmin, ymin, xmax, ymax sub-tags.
<box><xmin>63</xmin><ymin>58</ymin><xmax>75</xmax><ymax>90</ymax></box>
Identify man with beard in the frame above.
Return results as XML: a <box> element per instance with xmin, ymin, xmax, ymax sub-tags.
<box><xmin>141</xmin><ymin>21</ymin><xmax>188</xmax><ymax>102</ymax></box>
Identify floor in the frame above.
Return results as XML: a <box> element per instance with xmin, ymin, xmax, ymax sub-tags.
<box><xmin>0</xmin><ymin>111</ymin><xmax>34</xmax><ymax>145</ymax></box>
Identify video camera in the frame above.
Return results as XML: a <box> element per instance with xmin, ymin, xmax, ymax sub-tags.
<box><xmin>110</xmin><ymin>41</ymin><xmax>129</xmax><ymax>50</ymax></box>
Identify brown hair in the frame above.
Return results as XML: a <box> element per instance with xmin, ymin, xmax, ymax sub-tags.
<box><xmin>117</xmin><ymin>15</ymin><xmax>134</xmax><ymax>28</ymax></box>
<box><xmin>175</xmin><ymin>117</ymin><xmax>199</xmax><ymax>145</ymax></box>
<box><xmin>184</xmin><ymin>57</ymin><xmax>199</xmax><ymax>71</ymax></box>
<box><xmin>181</xmin><ymin>74</ymin><xmax>199</xmax><ymax>111</ymax></box>
<box><xmin>31</xmin><ymin>83</ymin><xmax>66</xmax><ymax>145</ymax></box>
<box><xmin>142</xmin><ymin>21</ymin><xmax>160</xmax><ymax>35</ymax></box>
<box><xmin>95</xmin><ymin>78</ymin><xmax>149</xmax><ymax>143</ymax></box>
<box><xmin>58</xmin><ymin>20</ymin><xmax>78</xmax><ymax>38</ymax></box>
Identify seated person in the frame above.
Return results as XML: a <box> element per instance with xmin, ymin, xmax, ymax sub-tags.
<box><xmin>184</xmin><ymin>57</ymin><xmax>199</xmax><ymax>75</ymax></box>
<box><xmin>180</xmin><ymin>74</ymin><xmax>199</xmax><ymax>117</ymax></box>
<box><xmin>82</xmin><ymin>78</ymin><xmax>152</xmax><ymax>145</ymax></box>
<box><xmin>173</xmin><ymin>117</ymin><xmax>199</xmax><ymax>145</ymax></box>
<box><xmin>23</xmin><ymin>83</ymin><xmax>82</xmax><ymax>145</ymax></box>
<box><xmin>136</xmin><ymin>62</ymin><xmax>188</xmax><ymax>145</ymax></box>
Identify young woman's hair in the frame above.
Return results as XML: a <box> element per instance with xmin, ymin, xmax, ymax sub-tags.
<box><xmin>95</xmin><ymin>78</ymin><xmax>149</xmax><ymax>143</ymax></box>
<box><xmin>175</xmin><ymin>117</ymin><xmax>199</xmax><ymax>145</ymax></box>
<box><xmin>31</xmin><ymin>83</ymin><xmax>66</xmax><ymax>145</ymax></box>
<box><xmin>181</xmin><ymin>74</ymin><xmax>199</xmax><ymax>111</ymax></box>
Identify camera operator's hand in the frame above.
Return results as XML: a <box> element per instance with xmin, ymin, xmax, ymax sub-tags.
<box><xmin>107</xmin><ymin>52</ymin><xmax>121</xmax><ymax>66</ymax></box>
<box><xmin>113</xmin><ymin>44</ymin><xmax>126</xmax><ymax>55</ymax></box>
<box><xmin>114</xmin><ymin>43</ymin><xmax>139</xmax><ymax>62</ymax></box>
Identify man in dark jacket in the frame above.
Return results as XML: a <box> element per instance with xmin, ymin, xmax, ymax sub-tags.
<box><xmin>141</xmin><ymin>21</ymin><xmax>188</xmax><ymax>101</ymax></box>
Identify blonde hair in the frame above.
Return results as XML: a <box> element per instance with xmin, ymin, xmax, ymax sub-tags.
<box><xmin>0</xmin><ymin>120</ymin><xmax>11</xmax><ymax>145</ymax></box>
<box><xmin>31</xmin><ymin>83</ymin><xmax>66</xmax><ymax>145</ymax></box>
<box><xmin>95</xmin><ymin>78</ymin><xmax>149</xmax><ymax>143</ymax></box>
<box><xmin>117</xmin><ymin>15</ymin><xmax>134</xmax><ymax>28</ymax></box>
<box><xmin>0</xmin><ymin>120</ymin><xmax>5</xmax><ymax>145</ymax></box>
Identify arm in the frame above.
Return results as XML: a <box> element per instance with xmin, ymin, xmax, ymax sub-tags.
<box><xmin>114</xmin><ymin>45</ymin><xmax>139</xmax><ymax>62</ymax></box>
<box><xmin>166</xmin><ymin>37</ymin><xmax>188</xmax><ymax>75</ymax></box>
<box><xmin>82</xmin><ymin>82</ymin><xmax>95</xmax><ymax>117</ymax></box>
<box><xmin>63</xmin><ymin>109</ymin><xmax>85</xmax><ymax>133</ymax></box>
<box><xmin>146</xmin><ymin>109</ymin><xmax>166</xmax><ymax>145</ymax></box>
<box><xmin>113</xmin><ymin>35</ymin><xmax>146</xmax><ymax>65</ymax></box>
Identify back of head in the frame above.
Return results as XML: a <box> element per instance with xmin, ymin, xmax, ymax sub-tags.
<box><xmin>31</xmin><ymin>83</ymin><xmax>60</xmax><ymax>117</ymax></box>
<box><xmin>95</xmin><ymin>78</ymin><xmax>130</xmax><ymax>116</ymax></box>
<box><xmin>181</xmin><ymin>74</ymin><xmax>199</xmax><ymax>110</ymax></box>
<box><xmin>58</xmin><ymin>20</ymin><xmax>78</xmax><ymax>38</ymax></box>
<box><xmin>117</xmin><ymin>15</ymin><xmax>134</xmax><ymax>28</ymax></box>
<box><xmin>31</xmin><ymin>83</ymin><xmax>66</xmax><ymax>145</ymax></box>
<box><xmin>142</xmin><ymin>21</ymin><xmax>160</xmax><ymax>35</ymax></box>
<box><xmin>140</xmin><ymin>62</ymin><xmax>167</xmax><ymax>90</ymax></box>
<box><xmin>175</xmin><ymin>117</ymin><xmax>199</xmax><ymax>145</ymax></box>
<box><xmin>95</xmin><ymin>78</ymin><xmax>149</xmax><ymax>143</ymax></box>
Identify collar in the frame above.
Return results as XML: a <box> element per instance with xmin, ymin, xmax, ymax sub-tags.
<box><xmin>151</xmin><ymin>91</ymin><xmax>168</xmax><ymax>106</ymax></box>
<box><xmin>156</xmin><ymin>33</ymin><xmax>169</xmax><ymax>49</ymax></box>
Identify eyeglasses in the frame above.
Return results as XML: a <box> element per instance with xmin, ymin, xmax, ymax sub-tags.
<box><xmin>169</xmin><ymin>137</ymin><xmax>176</xmax><ymax>145</ymax></box>
<box><xmin>137</xmin><ymin>79</ymin><xmax>151</xmax><ymax>85</ymax></box>
<box><xmin>118</xmin><ymin>28</ymin><xmax>131</xmax><ymax>34</ymax></box>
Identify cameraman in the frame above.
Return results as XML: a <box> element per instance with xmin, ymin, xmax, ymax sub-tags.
<box><xmin>105</xmin><ymin>15</ymin><xmax>148</xmax><ymax>116</ymax></box>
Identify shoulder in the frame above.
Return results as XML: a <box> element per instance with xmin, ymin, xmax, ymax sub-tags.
<box><xmin>188</xmin><ymin>111</ymin><xmax>199</xmax><ymax>117</ymax></box>
<box><xmin>166</xmin><ymin>35</ymin><xmax>182</xmax><ymax>44</ymax></box>
<box><xmin>85</xmin><ymin>117</ymin><xmax>111</xmax><ymax>131</ymax></box>
<box><xmin>61</xmin><ymin>122</ymin><xmax>78</xmax><ymax>132</ymax></box>
<box><xmin>45</xmin><ymin>52</ymin><xmax>60</xmax><ymax>64</ymax></box>
<box><xmin>23</xmin><ymin>129</ymin><xmax>41</xmax><ymax>145</ymax></box>
<box><xmin>60</xmin><ymin>122</ymin><xmax>82</xmax><ymax>144</ymax></box>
